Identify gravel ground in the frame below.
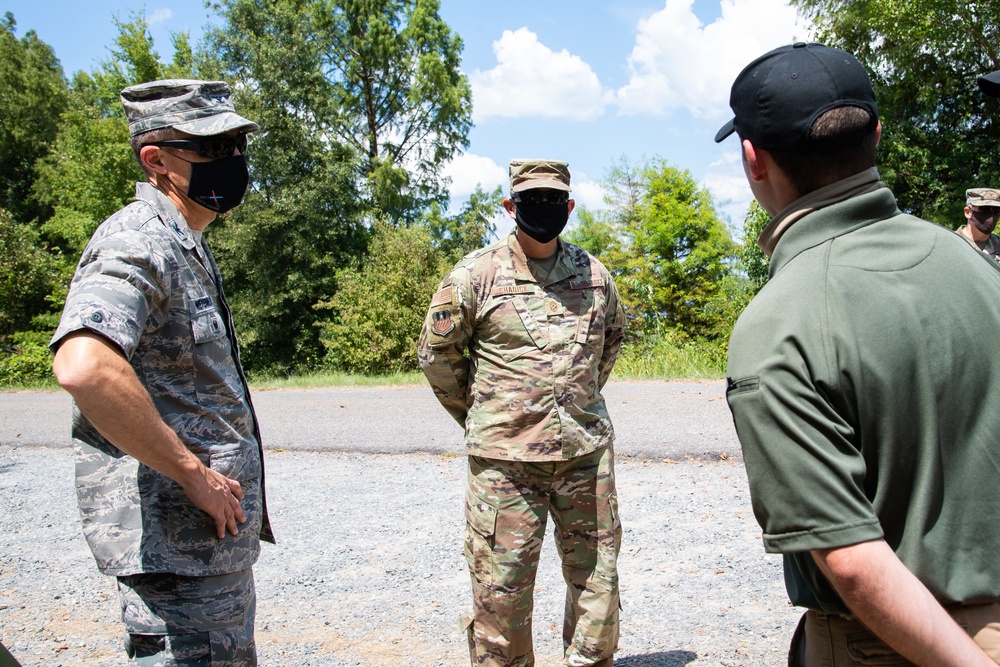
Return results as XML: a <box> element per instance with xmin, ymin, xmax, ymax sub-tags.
<box><xmin>0</xmin><ymin>444</ymin><xmax>800</xmax><ymax>667</ymax></box>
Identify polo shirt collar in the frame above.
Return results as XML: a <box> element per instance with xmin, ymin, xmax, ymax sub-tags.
<box><xmin>769</xmin><ymin>188</ymin><xmax>901</xmax><ymax>277</ymax></box>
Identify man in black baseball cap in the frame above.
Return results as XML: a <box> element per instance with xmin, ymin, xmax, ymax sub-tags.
<box><xmin>719</xmin><ymin>43</ymin><xmax>1000</xmax><ymax>666</ymax></box>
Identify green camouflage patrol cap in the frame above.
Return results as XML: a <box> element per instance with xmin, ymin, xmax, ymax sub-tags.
<box><xmin>121</xmin><ymin>79</ymin><xmax>259</xmax><ymax>137</ymax></box>
<box><xmin>967</xmin><ymin>188</ymin><xmax>1000</xmax><ymax>207</ymax></box>
<box><xmin>509</xmin><ymin>159</ymin><xmax>571</xmax><ymax>194</ymax></box>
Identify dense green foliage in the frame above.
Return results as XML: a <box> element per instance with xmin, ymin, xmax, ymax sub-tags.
<box><xmin>203</xmin><ymin>0</ymin><xmax>473</xmax><ymax>373</ymax></box>
<box><xmin>791</xmin><ymin>0</ymin><xmax>1000</xmax><ymax>224</ymax></box>
<box><xmin>209</xmin><ymin>0</ymin><xmax>472</xmax><ymax>225</ymax></box>
<box><xmin>0</xmin><ymin>13</ymin><xmax>68</xmax><ymax>225</ymax></box>
<box><xmin>316</xmin><ymin>222</ymin><xmax>448</xmax><ymax>373</ymax></box>
<box><xmin>0</xmin><ymin>209</ymin><xmax>61</xmax><ymax>337</ymax></box>
<box><xmin>567</xmin><ymin>158</ymin><xmax>737</xmax><ymax>340</ymax></box>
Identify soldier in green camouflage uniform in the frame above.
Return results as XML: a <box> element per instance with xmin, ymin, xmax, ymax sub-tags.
<box><xmin>51</xmin><ymin>80</ymin><xmax>273</xmax><ymax>666</ymax></box>
<box><xmin>419</xmin><ymin>159</ymin><xmax>626</xmax><ymax>667</ymax></box>
<box><xmin>956</xmin><ymin>187</ymin><xmax>1000</xmax><ymax>261</ymax></box>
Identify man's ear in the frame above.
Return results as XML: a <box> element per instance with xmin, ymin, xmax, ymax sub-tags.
<box><xmin>567</xmin><ymin>199</ymin><xmax>575</xmax><ymax>215</ymax></box>
<box><xmin>139</xmin><ymin>145</ymin><xmax>169</xmax><ymax>176</ymax></box>
<box><xmin>502</xmin><ymin>197</ymin><xmax>516</xmax><ymax>219</ymax></box>
<box><xmin>742</xmin><ymin>139</ymin><xmax>767</xmax><ymax>183</ymax></box>
<box><xmin>875</xmin><ymin>120</ymin><xmax>882</xmax><ymax>147</ymax></box>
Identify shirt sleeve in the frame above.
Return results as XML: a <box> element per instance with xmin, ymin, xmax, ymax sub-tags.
<box><xmin>598</xmin><ymin>275</ymin><xmax>626</xmax><ymax>390</ymax></box>
<box><xmin>418</xmin><ymin>268</ymin><xmax>475</xmax><ymax>426</ymax></box>
<box><xmin>50</xmin><ymin>230</ymin><xmax>169</xmax><ymax>359</ymax></box>
<box><xmin>725</xmin><ymin>300</ymin><xmax>883</xmax><ymax>555</ymax></box>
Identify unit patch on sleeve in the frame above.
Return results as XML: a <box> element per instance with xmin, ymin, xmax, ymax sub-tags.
<box><xmin>432</xmin><ymin>309</ymin><xmax>455</xmax><ymax>336</ymax></box>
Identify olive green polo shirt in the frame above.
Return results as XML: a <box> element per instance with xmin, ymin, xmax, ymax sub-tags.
<box><xmin>727</xmin><ymin>188</ymin><xmax>1000</xmax><ymax>613</ymax></box>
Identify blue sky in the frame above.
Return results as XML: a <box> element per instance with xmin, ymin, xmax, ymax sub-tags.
<box><xmin>4</xmin><ymin>0</ymin><xmax>812</xmax><ymax>234</ymax></box>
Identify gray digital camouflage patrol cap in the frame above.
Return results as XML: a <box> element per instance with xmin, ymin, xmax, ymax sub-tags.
<box><xmin>967</xmin><ymin>188</ymin><xmax>1000</xmax><ymax>207</ymax></box>
<box><xmin>509</xmin><ymin>159</ymin><xmax>571</xmax><ymax>194</ymax></box>
<box><xmin>121</xmin><ymin>79</ymin><xmax>259</xmax><ymax>137</ymax></box>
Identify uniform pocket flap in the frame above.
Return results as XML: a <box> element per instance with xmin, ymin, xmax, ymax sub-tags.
<box><xmin>465</xmin><ymin>500</ymin><xmax>497</xmax><ymax>538</ymax></box>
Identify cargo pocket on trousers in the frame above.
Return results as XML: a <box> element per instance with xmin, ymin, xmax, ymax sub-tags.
<box><xmin>464</xmin><ymin>500</ymin><xmax>498</xmax><ymax>586</ymax></box>
<box><xmin>845</xmin><ymin>629</ymin><xmax>912</xmax><ymax>665</ymax></box>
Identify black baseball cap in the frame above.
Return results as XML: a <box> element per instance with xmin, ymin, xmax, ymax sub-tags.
<box><xmin>715</xmin><ymin>42</ymin><xmax>878</xmax><ymax>152</ymax></box>
<box><xmin>978</xmin><ymin>70</ymin><xmax>1000</xmax><ymax>97</ymax></box>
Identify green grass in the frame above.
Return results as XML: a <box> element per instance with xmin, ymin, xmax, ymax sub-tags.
<box><xmin>0</xmin><ymin>376</ymin><xmax>59</xmax><ymax>392</ymax></box>
<box><xmin>247</xmin><ymin>370</ymin><xmax>425</xmax><ymax>390</ymax></box>
<box><xmin>612</xmin><ymin>334</ymin><xmax>725</xmax><ymax>380</ymax></box>
<box><xmin>0</xmin><ymin>337</ymin><xmax>724</xmax><ymax>392</ymax></box>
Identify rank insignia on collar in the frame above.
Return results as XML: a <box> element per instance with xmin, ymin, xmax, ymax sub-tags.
<box><xmin>432</xmin><ymin>309</ymin><xmax>454</xmax><ymax>335</ymax></box>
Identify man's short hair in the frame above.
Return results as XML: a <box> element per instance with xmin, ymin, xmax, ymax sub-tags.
<box><xmin>765</xmin><ymin>106</ymin><xmax>879</xmax><ymax>196</ymax></box>
<box><xmin>130</xmin><ymin>127</ymin><xmax>183</xmax><ymax>177</ymax></box>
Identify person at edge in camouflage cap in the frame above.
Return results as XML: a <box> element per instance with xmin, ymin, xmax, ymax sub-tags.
<box><xmin>956</xmin><ymin>188</ymin><xmax>1000</xmax><ymax>261</ymax></box>
<box><xmin>719</xmin><ymin>43</ymin><xmax>1000</xmax><ymax>666</ymax></box>
<box><xmin>418</xmin><ymin>159</ymin><xmax>626</xmax><ymax>667</ymax></box>
<box><xmin>50</xmin><ymin>79</ymin><xmax>273</xmax><ymax>666</ymax></box>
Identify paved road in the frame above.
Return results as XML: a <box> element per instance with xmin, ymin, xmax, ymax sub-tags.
<box><xmin>0</xmin><ymin>380</ymin><xmax>739</xmax><ymax>460</ymax></box>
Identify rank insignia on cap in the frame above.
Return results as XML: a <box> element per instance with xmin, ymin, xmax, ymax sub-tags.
<box><xmin>432</xmin><ymin>309</ymin><xmax>454</xmax><ymax>335</ymax></box>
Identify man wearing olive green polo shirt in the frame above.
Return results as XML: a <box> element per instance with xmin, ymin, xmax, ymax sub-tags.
<box><xmin>718</xmin><ymin>43</ymin><xmax>1000</xmax><ymax>666</ymax></box>
<box><xmin>956</xmin><ymin>188</ymin><xmax>1000</xmax><ymax>261</ymax></box>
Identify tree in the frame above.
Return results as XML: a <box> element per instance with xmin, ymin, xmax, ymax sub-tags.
<box><xmin>702</xmin><ymin>200</ymin><xmax>771</xmax><ymax>360</ymax></box>
<box><xmin>0</xmin><ymin>12</ymin><xmax>69</xmax><ymax>224</ymax></box>
<box><xmin>316</xmin><ymin>221</ymin><xmax>448</xmax><ymax>373</ymax></box>
<box><xmin>423</xmin><ymin>184</ymin><xmax>502</xmax><ymax>263</ymax></box>
<box><xmin>735</xmin><ymin>200</ymin><xmax>770</xmax><ymax>294</ymax></box>
<box><xmin>210</xmin><ymin>0</ymin><xmax>473</xmax><ymax>224</ymax></box>
<box><xmin>207</xmin><ymin>143</ymin><xmax>367</xmax><ymax>374</ymax></box>
<box><xmin>202</xmin><ymin>0</ymin><xmax>367</xmax><ymax>373</ymax></box>
<box><xmin>34</xmin><ymin>13</ymin><xmax>196</xmax><ymax>255</ymax></box>
<box><xmin>0</xmin><ymin>209</ymin><xmax>60</xmax><ymax>338</ymax></box>
<box><xmin>567</xmin><ymin>157</ymin><xmax>736</xmax><ymax>340</ymax></box>
<box><xmin>790</xmin><ymin>0</ymin><xmax>1000</xmax><ymax>224</ymax></box>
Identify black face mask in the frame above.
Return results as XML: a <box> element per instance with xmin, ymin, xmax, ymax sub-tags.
<box><xmin>184</xmin><ymin>154</ymin><xmax>250</xmax><ymax>214</ymax></box>
<box><xmin>514</xmin><ymin>200</ymin><xmax>570</xmax><ymax>243</ymax></box>
<box><xmin>970</xmin><ymin>208</ymin><xmax>999</xmax><ymax>235</ymax></box>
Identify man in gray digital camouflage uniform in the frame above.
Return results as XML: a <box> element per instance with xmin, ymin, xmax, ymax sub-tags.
<box><xmin>955</xmin><ymin>187</ymin><xmax>1000</xmax><ymax>261</ymax></box>
<box><xmin>419</xmin><ymin>159</ymin><xmax>626</xmax><ymax>667</ymax></box>
<box><xmin>50</xmin><ymin>79</ymin><xmax>273</xmax><ymax>666</ymax></box>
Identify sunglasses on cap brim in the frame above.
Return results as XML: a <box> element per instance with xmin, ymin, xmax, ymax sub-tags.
<box><xmin>146</xmin><ymin>133</ymin><xmax>248</xmax><ymax>159</ymax></box>
<box><xmin>512</xmin><ymin>190</ymin><xmax>569</xmax><ymax>205</ymax></box>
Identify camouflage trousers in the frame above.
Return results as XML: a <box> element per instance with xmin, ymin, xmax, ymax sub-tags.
<box><xmin>116</xmin><ymin>569</ymin><xmax>256</xmax><ymax>666</ymax></box>
<box><xmin>463</xmin><ymin>446</ymin><xmax>621</xmax><ymax>667</ymax></box>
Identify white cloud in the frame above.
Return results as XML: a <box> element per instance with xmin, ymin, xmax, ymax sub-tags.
<box><xmin>471</xmin><ymin>28</ymin><xmax>610</xmax><ymax>122</ymax></box>
<box><xmin>616</xmin><ymin>0</ymin><xmax>812</xmax><ymax>119</ymax></box>
<box><xmin>148</xmin><ymin>8</ymin><xmax>173</xmax><ymax>26</ymax></box>
<box><xmin>443</xmin><ymin>152</ymin><xmax>508</xmax><ymax>199</ymax></box>
<box><xmin>571</xmin><ymin>178</ymin><xmax>607</xmax><ymax>212</ymax></box>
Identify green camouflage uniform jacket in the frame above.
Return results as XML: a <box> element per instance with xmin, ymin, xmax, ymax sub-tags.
<box><xmin>51</xmin><ymin>182</ymin><xmax>274</xmax><ymax>577</ymax></box>
<box><xmin>955</xmin><ymin>224</ymin><xmax>1000</xmax><ymax>261</ymax></box>
<box><xmin>419</xmin><ymin>232</ymin><xmax>626</xmax><ymax>461</ymax></box>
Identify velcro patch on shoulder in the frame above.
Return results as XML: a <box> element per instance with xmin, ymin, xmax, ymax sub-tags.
<box><xmin>570</xmin><ymin>279</ymin><xmax>605</xmax><ymax>289</ymax></box>
<box><xmin>491</xmin><ymin>285</ymin><xmax>535</xmax><ymax>297</ymax></box>
<box><xmin>430</xmin><ymin>287</ymin><xmax>453</xmax><ymax>307</ymax></box>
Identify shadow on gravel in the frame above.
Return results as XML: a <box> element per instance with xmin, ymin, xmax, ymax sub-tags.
<box><xmin>0</xmin><ymin>462</ymin><xmax>19</xmax><ymax>475</ymax></box>
<box><xmin>616</xmin><ymin>651</ymin><xmax>698</xmax><ymax>666</ymax></box>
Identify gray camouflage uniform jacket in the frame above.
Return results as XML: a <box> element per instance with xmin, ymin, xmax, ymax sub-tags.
<box><xmin>418</xmin><ymin>232</ymin><xmax>626</xmax><ymax>462</ymax></box>
<box><xmin>51</xmin><ymin>182</ymin><xmax>274</xmax><ymax>577</ymax></box>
